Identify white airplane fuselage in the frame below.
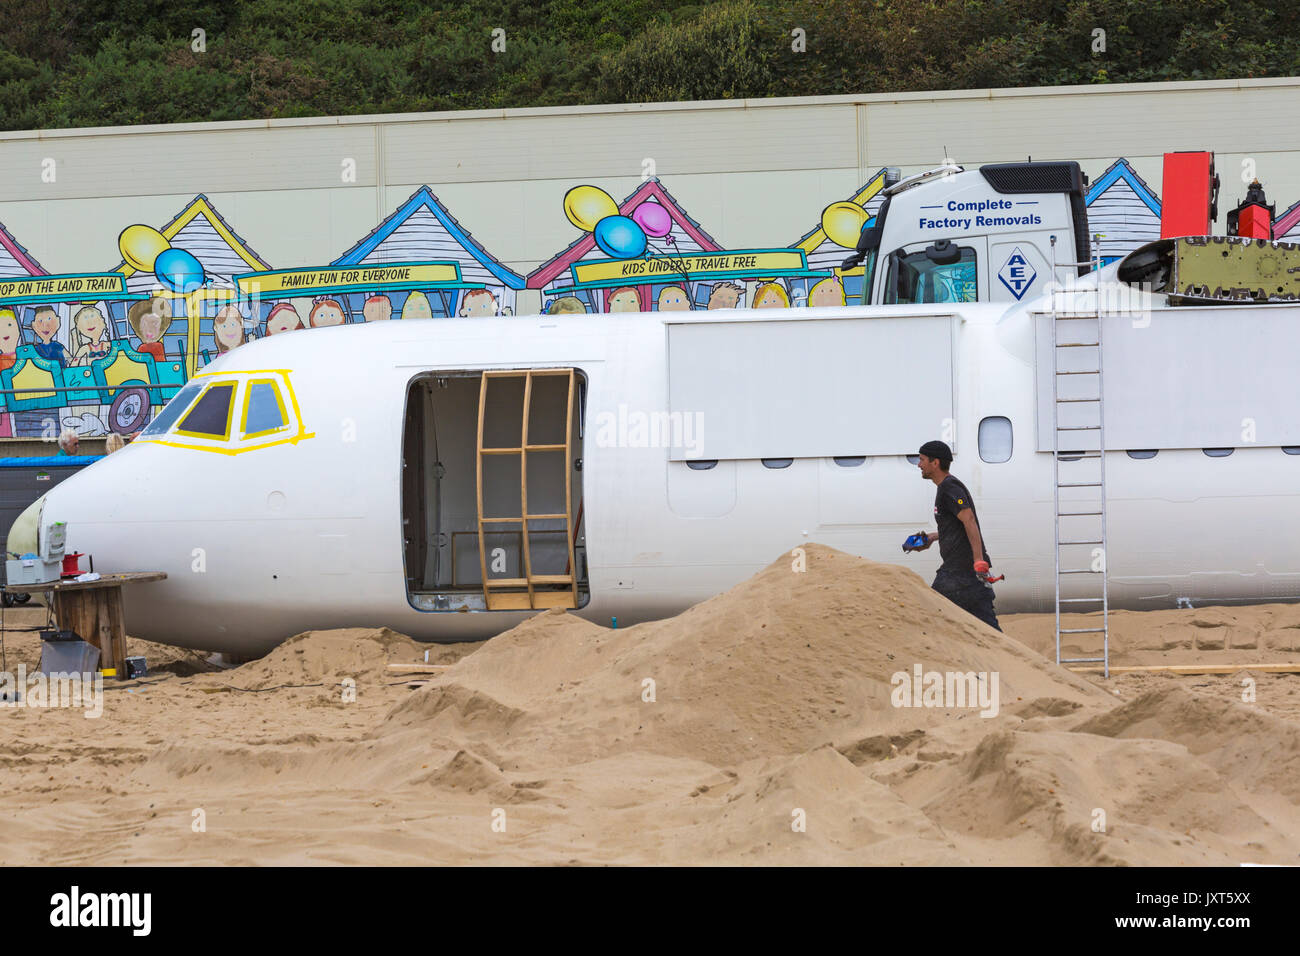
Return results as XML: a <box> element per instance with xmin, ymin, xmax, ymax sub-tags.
<box><xmin>34</xmin><ymin>292</ymin><xmax>1300</xmax><ymax>654</ymax></box>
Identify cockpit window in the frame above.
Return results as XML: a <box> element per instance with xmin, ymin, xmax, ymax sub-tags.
<box><xmin>176</xmin><ymin>381</ymin><xmax>236</xmax><ymax>439</ymax></box>
<box><xmin>138</xmin><ymin>380</ymin><xmax>203</xmax><ymax>439</ymax></box>
<box><xmin>242</xmin><ymin>380</ymin><xmax>289</xmax><ymax>438</ymax></box>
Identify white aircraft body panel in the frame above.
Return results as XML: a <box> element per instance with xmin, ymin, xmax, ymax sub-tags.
<box><xmin>33</xmin><ymin>298</ymin><xmax>1300</xmax><ymax>654</ymax></box>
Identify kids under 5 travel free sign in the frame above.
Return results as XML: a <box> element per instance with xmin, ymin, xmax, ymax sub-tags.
<box><xmin>998</xmin><ymin>246</ymin><xmax>1037</xmax><ymax>300</ymax></box>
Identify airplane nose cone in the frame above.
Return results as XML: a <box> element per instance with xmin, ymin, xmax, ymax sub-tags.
<box><xmin>6</xmin><ymin>493</ymin><xmax>45</xmax><ymax>558</ymax></box>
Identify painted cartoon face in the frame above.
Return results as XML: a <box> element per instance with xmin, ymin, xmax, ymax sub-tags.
<box><xmin>809</xmin><ymin>278</ymin><xmax>844</xmax><ymax>308</ymax></box>
<box><xmin>607</xmin><ymin>290</ymin><xmax>640</xmax><ymax>313</ymax></box>
<box><xmin>213</xmin><ymin>307</ymin><xmax>244</xmax><ymax>349</ymax></box>
<box><xmin>266</xmin><ymin>305</ymin><xmax>302</xmax><ymax>336</ymax></box>
<box><xmin>754</xmin><ymin>288</ymin><xmax>786</xmax><ymax>309</ymax></box>
<box><xmin>707</xmin><ymin>286</ymin><xmax>741</xmax><ymax>310</ymax></box>
<box><xmin>139</xmin><ymin>311</ymin><xmax>163</xmax><ymax>342</ymax></box>
<box><xmin>309</xmin><ymin>301</ymin><xmax>346</xmax><ymax>327</ymax></box>
<box><xmin>657</xmin><ymin>287</ymin><xmax>690</xmax><ymax>311</ymax></box>
<box><xmin>402</xmin><ymin>292</ymin><xmax>433</xmax><ymax>320</ymax></box>
<box><xmin>0</xmin><ymin>312</ymin><xmax>18</xmax><ymax>353</ymax></box>
<box><xmin>363</xmin><ymin>296</ymin><xmax>393</xmax><ymax>322</ymax></box>
<box><xmin>460</xmin><ymin>291</ymin><xmax>498</xmax><ymax>317</ymax></box>
<box><xmin>32</xmin><ymin>309</ymin><xmax>60</xmax><ymax>343</ymax></box>
<box><xmin>76</xmin><ymin>308</ymin><xmax>106</xmax><ymax>340</ymax></box>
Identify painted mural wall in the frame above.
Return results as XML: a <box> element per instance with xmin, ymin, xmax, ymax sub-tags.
<box><xmin>0</xmin><ymin>158</ymin><xmax>1292</xmax><ymax>441</ymax></box>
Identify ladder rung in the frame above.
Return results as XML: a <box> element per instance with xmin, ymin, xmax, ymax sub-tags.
<box><xmin>525</xmin><ymin>444</ymin><xmax>566</xmax><ymax>451</ymax></box>
<box><xmin>1059</xmin><ymin>597</ymin><xmax>1105</xmax><ymax>603</ymax></box>
<box><xmin>1058</xmin><ymin>539</ymin><xmax>1103</xmax><ymax>545</ymax></box>
<box><xmin>481</xmin><ymin>447</ymin><xmax>523</xmax><ymax>454</ymax></box>
<box><xmin>484</xmin><ymin>577</ymin><xmax>528</xmax><ymax>587</ymax></box>
<box><xmin>529</xmin><ymin>574</ymin><xmax>573</xmax><ymax>584</ymax></box>
<box><xmin>1058</xmin><ymin>481</ymin><xmax>1103</xmax><ymax>487</ymax></box>
<box><xmin>1061</xmin><ymin>656</ymin><xmax>1108</xmax><ymax>663</ymax></box>
<box><xmin>1059</xmin><ymin>627</ymin><xmax>1107</xmax><ymax>634</ymax></box>
<box><xmin>525</xmin><ymin>513</ymin><xmax>568</xmax><ymax>520</ymax></box>
<box><xmin>1056</xmin><ymin>369</ymin><xmax>1100</xmax><ymax>375</ymax></box>
<box><xmin>1059</xmin><ymin>568</ymin><xmax>1102</xmax><ymax>574</ymax></box>
<box><xmin>481</xmin><ymin>516</ymin><xmax>523</xmax><ymax>524</ymax></box>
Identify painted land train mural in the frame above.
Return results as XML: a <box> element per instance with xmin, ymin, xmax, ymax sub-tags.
<box><xmin>0</xmin><ymin>159</ymin><xmax>1297</xmax><ymax>440</ymax></box>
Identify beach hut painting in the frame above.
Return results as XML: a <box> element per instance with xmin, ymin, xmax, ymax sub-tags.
<box><xmin>1083</xmin><ymin>158</ymin><xmax>1163</xmax><ymax>265</ymax></box>
<box><xmin>330</xmin><ymin>186</ymin><xmax>527</xmax><ymax>320</ymax></box>
<box><xmin>528</xmin><ymin>178</ymin><xmax>830</xmax><ymax>314</ymax></box>
<box><xmin>1274</xmin><ymin>199</ymin><xmax>1300</xmax><ymax>241</ymax></box>
<box><xmin>109</xmin><ymin>194</ymin><xmax>273</xmax><ymax>376</ymax></box>
<box><xmin>793</xmin><ymin>167</ymin><xmax>892</xmax><ymax>306</ymax></box>
<box><xmin>0</xmin><ymin>219</ymin><xmax>51</xmax><ymax>436</ymax></box>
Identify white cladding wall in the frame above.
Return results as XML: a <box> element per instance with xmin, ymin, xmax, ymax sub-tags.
<box><xmin>1</xmin><ymin>77</ymin><xmax>1298</xmax><ymax>310</ymax></box>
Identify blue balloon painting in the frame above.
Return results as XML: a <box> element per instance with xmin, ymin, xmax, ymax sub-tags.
<box><xmin>154</xmin><ymin>247</ymin><xmax>206</xmax><ymax>294</ymax></box>
<box><xmin>593</xmin><ymin>215</ymin><xmax>647</xmax><ymax>259</ymax></box>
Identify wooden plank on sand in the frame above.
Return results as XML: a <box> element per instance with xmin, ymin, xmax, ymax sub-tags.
<box><xmin>1069</xmin><ymin>663</ymin><xmax>1300</xmax><ymax>675</ymax></box>
<box><xmin>387</xmin><ymin>663</ymin><xmax>452</xmax><ymax>674</ymax></box>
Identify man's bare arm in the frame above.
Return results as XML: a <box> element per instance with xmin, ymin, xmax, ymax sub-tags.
<box><xmin>957</xmin><ymin>508</ymin><xmax>985</xmax><ymax>567</ymax></box>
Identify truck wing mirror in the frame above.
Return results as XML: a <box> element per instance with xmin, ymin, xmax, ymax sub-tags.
<box><xmin>925</xmin><ymin>239</ymin><xmax>961</xmax><ymax>265</ymax></box>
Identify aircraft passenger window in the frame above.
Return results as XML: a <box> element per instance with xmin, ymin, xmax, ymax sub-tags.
<box><xmin>176</xmin><ymin>382</ymin><xmax>236</xmax><ymax>439</ymax></box>
<box><xmin>833</xmin><ymin>456</ymin><xmax>866</xmax><ymax>467</ymax></box>
<box><xmin>978</xmin><ymin>416</ymin><xmax>1012</xmax><ymax>463</ymax></box>
<box><xmin>1127</xmin><ymin>450</ymin><xmax>1158</xmax><ymax>459</ymax></box>
<box><xmin>761</xmin><ymin>458</ymin><xmax>793</xmax><ymax>469</ymax></box>
<box><xmin>242</xmin><ymin>380</ymin><xmax>289</xmax><ymax>438</ymax></box>
<box><xmin>1284</xmin><ymin>447</ymin><xmax>1300</xmax><ymax>455</ymax></box>
<box><xmin>1203</xmin><ymin>448</ymin><xmax>1233</xmax><ymax>457</ymax></box>
<box><xmin>138</xmin><ymin>380</ymin><xmax>203</xmax><ymax>438</ymax></box>
<box><xmin>905</xmin><ymin>455</ymin><xmax>920</xmax><ymax>465</ymax></box>
<box><xmin>885</xmin><ymin>246</ymin><xmax>978</xmax><ymax>305</ymax></box>
<box><xmin>686</xmin><ymin>460</ymin><xmax>717</xmax><ymax>471</ymax></box>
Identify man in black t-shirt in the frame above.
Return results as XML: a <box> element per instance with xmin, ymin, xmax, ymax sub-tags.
<box><xmin>910</xmin><ymin>439</ymin><xmax>1001</xmax><ymax>631</ymax></box>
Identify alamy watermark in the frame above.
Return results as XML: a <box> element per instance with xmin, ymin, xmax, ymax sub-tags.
<box><xmin>593</xmin><ymin>405</ymin><xmax>704</xmax><ymax>457</ymax></box>
<box><xmin>890</xmin><ymin>663</ymin><xmax>999</xmax><ymax>718</ymax></box>
<box><xmin>0</xmin><ymin>666</ymin><xmax>104</xmax><ymax>718</ymax></box>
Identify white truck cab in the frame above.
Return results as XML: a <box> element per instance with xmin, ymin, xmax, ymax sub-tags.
<box><xmin>844</xmin><ymin>161</ymin><xmax>1093</xmax><ymax>306</ymax></box>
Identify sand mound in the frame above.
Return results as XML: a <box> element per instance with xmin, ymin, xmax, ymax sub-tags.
<box><xmin>221</xmin><ymin>626</ymin><xmax>424</xmax><ymax>690</ymax></box>
<box><xmin>1075</xmin><ymin>685</ymin><xmax>1300</xmax><ymax>803</ymax></box>
<box><xmin>10</xmin><ymin>545</ymin><xmax>1299</xmax><ymax>865</ymax></box>
<box><xmin>884</xmin><ymin>728</ymin><xmax>1297</xmax><ymax>865</ymax></box>
<box><xmin>385</xmin><ymin>544</ymin><xmax>1113</xmax><ymax>769</ymax></box>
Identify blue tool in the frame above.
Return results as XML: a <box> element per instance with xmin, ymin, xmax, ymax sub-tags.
<box><xmin>902</xmin><ymin>532</ymin><xmax>930</xmax><ymax>552</ymax></box>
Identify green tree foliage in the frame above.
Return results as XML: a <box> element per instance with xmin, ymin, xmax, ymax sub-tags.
<box><xmin>0</xmin><ymin>0</ymin><xmax>1296</xmax><ymax>131</ymax></box>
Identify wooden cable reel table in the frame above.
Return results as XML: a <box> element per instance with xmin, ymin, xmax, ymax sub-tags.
<box><xmin>19</xmin><ymin>572</ymin><xmax>167</xmax><ymax>678</ymax></box>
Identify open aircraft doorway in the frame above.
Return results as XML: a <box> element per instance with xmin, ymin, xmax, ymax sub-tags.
<box><xmin>401</xmin><ymin>368</ymin><xmax>589</xmax><ymax>613</ymax></box>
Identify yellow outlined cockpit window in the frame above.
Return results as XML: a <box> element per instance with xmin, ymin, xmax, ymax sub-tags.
<box><xmin>241</xmin><ymin>379</ymin><xmax>290</xmax><ymax>439</ymax></box>
<box><xmin>136</xmin><ymin>369</ymin><xmax>315</xmax><ymax>455</ymax></box>
<box><xmin>174</xmin><ymin>381</ymin><xmax>237</xmax><ymax>440</ymax></box>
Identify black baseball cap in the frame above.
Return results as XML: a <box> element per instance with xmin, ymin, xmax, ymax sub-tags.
<box><xmin>918</xmin><ymin>440</ymin><xmax>952</xmax><ymax>464</ymax></box>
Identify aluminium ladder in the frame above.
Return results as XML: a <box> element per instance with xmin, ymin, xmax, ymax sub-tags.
<box><xmin>1049</xmin><ymin>235</ymin><xmax>1110</xmax><ymax>678</ymax></box>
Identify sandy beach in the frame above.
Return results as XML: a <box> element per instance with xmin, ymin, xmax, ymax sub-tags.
<box><xmin>2</xmin><ymin>543</ymin><xmax>1297</xmax><ymax>866</ymax></box>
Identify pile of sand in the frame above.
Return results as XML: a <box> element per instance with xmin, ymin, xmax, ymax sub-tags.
<box><xmin>213</xmin><ymin>626</ymin><xmax>426</xmax><ymax>690</ymax></box>
<box><xmin>4</xmin><ymin>543</ymin><xmax>1299</xmax><ymax>865</ymax></box>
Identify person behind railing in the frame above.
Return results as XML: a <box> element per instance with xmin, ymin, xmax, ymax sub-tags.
<box><xmin>57</xmin><ymin>429</ymin><xmax>79</xmax><ymax>457</ymax></box>
<box><xmin>105</xmin><ymin>433</ymin><xmax>126</xmax><ymax>453</ymax></box>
